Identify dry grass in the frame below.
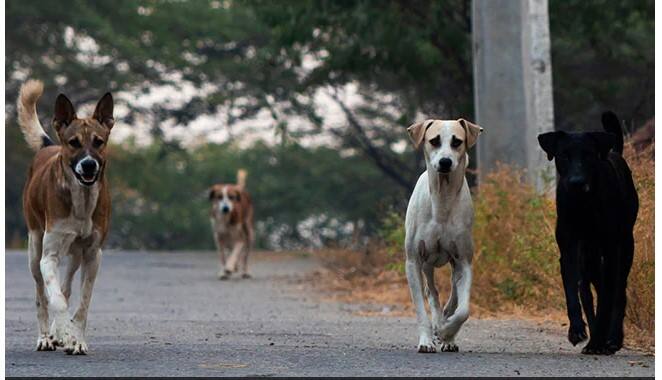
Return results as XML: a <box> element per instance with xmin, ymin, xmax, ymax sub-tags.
<box><xmin>623</xmin><ymin>144</ymin><xmax>654</xmax><ymax>350</ymax></box>
<box><xmin>313</xmin><ymin>143</ymin><xmax>654</xmax><ymax>352</ymax></box>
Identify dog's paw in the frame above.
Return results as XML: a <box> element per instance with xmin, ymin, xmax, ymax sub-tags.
<box><xmin>568</xmin><ymin>324</ymin><xmax>588</xmax><ymax>346</ymax></box>
<box><xmin>51</xmin><ymin>318</ymin><xmax>86</xmax><ymax>355</ymax></box>
<box><xmin>440</xmin><ymin>341</ymin><xmax>459</xmax><ymax>352</ymax></box>
<box><xmin>218</xmin><ymin>270</ymin><xmax>231</xmax><ymax>280</ymax></box>
<box><xmin>64</xmin><ymin>340</ymin><xmax>88</xmax><ymax>355</ymax></box>
<box><xmin>417</xmin><ymin>343</ymin><xmax>437</xmax><ymax>353</ymax></box>
<box><xmin>241</xmin><ymin>273</ymin><xmax>251</xmax><ymax>279</ymax></box>
<box><xmin>606</xmin><ymin>340</ymin><xmax>623</xmax><ymax>353</ymax></box>
<box><xmin>417</xmin><ymin>336</ymin><xmax>437</xmax><ymax>353</ymax></box>
<box><xmin>581</xmin><ymin>343</ymin><xmax>614</xmax><ymax>356</ymax></box>
<box><xmin>35</xmin><ymin>334</ymin><xmax>57</xmax><ymax>351</ymax></box>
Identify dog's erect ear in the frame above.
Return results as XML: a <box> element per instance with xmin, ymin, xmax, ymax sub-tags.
<box><xmin>53</xmin><ymin>94</ymin><xmax>76</xmax><ymax>132</ymax></box>
<box><xmin>93</xmin><ymin>92</ymin><xmax>115</xmax><ymax>129</ymax></box>
<box><xmin>407</xmin><ymin>119</ymin><xmax>434</xmax><ymax>150</ymax></box>
<box><xmin>587</xmin><ymin>131</ymin><xmax>617</xmax><ymax>160</ymax></box>
<box><xmin>458</xmin><ymin>118</ymin><xmax>483</xmax><ymax>148</ymax></box>
<box><xmin>537</xmin><ymin>131</ymin><xmax>565</xmax><ymax>161</ymax></box>
<box><xmin>601</xmin><ymin>111</ymin><xmax>621</xmax><ymax>132</ymax></box>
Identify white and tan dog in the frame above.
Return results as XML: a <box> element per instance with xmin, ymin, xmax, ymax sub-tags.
<box><xmin>404</xmin><ymin>118</ymin><xmax>483</xmax><ymax>353</ymax></box>
<box><xmin>209</xmin><ymin>170</ymin><xmax>254</xmax><ymax>280</ymax></box>
<box><xmin>17</xmin><ymin>79</ymin><xmax>115</xmax><ymax>355</ymax></box>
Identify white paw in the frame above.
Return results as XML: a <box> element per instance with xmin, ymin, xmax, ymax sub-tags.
<box><xmin>65</xmin><ymin>340</ymin><xmax>88</xmax><ymax>355</ymax></box>
<box><xmin>417</xmin><ymin>336</ymin><xmax>437</xmax><ymax>353</ymax></box>
<box><xmin>50</xmin><ymin>318</ymin><xmax>86</xmax><ymax>355</ymax></box>
<box><xmin>440</xmin><ymin>341</ymin><xmax>459</xmax><ymax>352</ymax></box>
<box><xmin>218</xmin><ymin>270</ymin><xmax>230</xmax><ymax>280</ymax></box>
<box><xmin>35</xmin><ymin>334</ymin><xmax>57</xmax><ymax>351</ymax></box>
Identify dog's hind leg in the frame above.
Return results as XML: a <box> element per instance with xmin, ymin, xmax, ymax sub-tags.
<box><xmin>240</xmin><ymin>224</ymin><xmax>254</xmax><ymax>279</ymax></box>
<box><xmin>62</xmin><ymin>249</ymin><xmax>82</xmax><ymax>302</ymax></box>
<box><xmin>579</xmin><ymin>280</ymin><xmax>595</xmax><ymax>331</ymax></box>
<box><xmin>28</xmin><ymin>230</ymin><xmax>56</xmax><ymax>351</ymax></box>
<box><xmin>422</xmin><ymin>263</ymin><xmax>443</xmax><ymax>344</ymax></box>
<box><xmin>442</xmin><ymin>269</ymin><xmax>459</xmax><ymax>319</ymax></box>
<box><xmin>578</xmin><ymin>249</ymin><xmax>596</xmax><ymax>333</ymax></box>
<box><xmin>68</xmin><ymin>247</ymin><xmax>101</xmax><ymax>355</ymax></box>
<box><xmin>583</xmin><ymin>251</ymin><xmax>616</xmax><ymax>355</ymax></box>
<box><xmin>607</xmin><ymin>235</ymin><xmax>634</xmax><ymax>353</ymax></box>
<box><xmin>405</xmin><ymin>241</ymin><xmax>435</xmax><ymax>353</ymax></box>
<box><xmin>240</xmin><ymin>242</ymin><xmax>251</xmax><ymax>279</ymax></box>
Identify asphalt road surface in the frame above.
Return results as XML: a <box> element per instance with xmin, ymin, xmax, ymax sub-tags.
<box><xmin>5</xmin><ymin>249</ymin><xmax>654</xmax><ymax>377</ymax></box>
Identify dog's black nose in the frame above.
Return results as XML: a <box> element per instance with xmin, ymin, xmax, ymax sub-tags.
<box><xmin>438</xmin><ymin>158</ymin><xmax>452</xmax><ymax>173</ymax></box>
<box><xmin>221</xmin><ymin>205</ymin><xmax>230</xmax><ymax>214</ymax></box>
<box><xmin>568</xmin><ymin>176</ymin><xmax>590</xmax><ymax>193</ymax></box>
<box><xmin>80</xmin><ymin>159</ymin><xmax>98</xmax><ymax>175</ymax></box>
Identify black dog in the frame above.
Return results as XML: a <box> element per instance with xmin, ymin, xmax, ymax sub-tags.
<box><xmin>538</xmin><ymin>111</ymin><xmax>638</xmax><ymax>355</ymax></box>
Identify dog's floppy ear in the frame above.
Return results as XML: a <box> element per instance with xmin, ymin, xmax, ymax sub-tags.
<box><xmin>407</xmin><ymin>119</ymin><xmax>434</xmax><ymax>150</ymax></box>
<box><xmin>587</xmin><ymin>131</ymin><xmax>617</xmax><ymax>159</ymax></box>
<box><xmin>93</xmin><ymin>92</ymin><xmax>115</xmax><ymax>129</ymax></box>
<box><xmin>458</xmin><ymin>118</ymin><xmax>483</xmax><ymax>148</ymax></box>
<box><xmin>538</xmin><ymin>131</ymin><xmax>564</xmax><ymax>161</ymax></box>
<box><xmin>208</xmin><ymin>187</ymin><xmax>216</xmax><ymax>200</ymax></box>
<box><xmin>53</xmin><ymin>94</ymin><xmax>76</xmax><ymax>132</ymax></box>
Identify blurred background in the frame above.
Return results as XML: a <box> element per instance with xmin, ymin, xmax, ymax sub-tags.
<box><xmin>4</xmin><ymin>0</ymin><xmax>654</xmax><ymax>350</ymax></box>
<box><xmin>5</xmin><ymin>0</ymin><xmax>653</xmax><ymax>250</ymax></box>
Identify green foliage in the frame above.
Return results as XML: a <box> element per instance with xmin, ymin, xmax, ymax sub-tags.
<box><xmin>378</xmin><ymin>210</ymin><xmax>407</xmax><ymax>273</ymax></box>
<box><xmin>550</xmin><ymin>0</ymin><xmax>654</xmax><ymax>130</ymax></box>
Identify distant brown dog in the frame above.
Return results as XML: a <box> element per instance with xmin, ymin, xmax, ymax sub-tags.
<box><xmin>18</xmin><ymin>79</ymin><xmax>114</xmax><ymax>355</ymax></box>
<box><xmin>209</xmin><ymin>170</ymin><xmax>254</xmax><ymax>279</ymax></box>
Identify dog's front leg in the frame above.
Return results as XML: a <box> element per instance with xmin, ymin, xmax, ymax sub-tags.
<box><xmin>558</xmin><ymin>241</ymin><xmax>587</xmax><ymax>346</ymax></box>
<box><xmin>422</xmin><ymin>264</ymin><xmax>443</xmax><ymax>343</ymax></box>
<box><xmin>67</xmin><ymin>247</ymin><xmax>101</xmax><ymax>355</ymax></box>
<box><xmin>225</xmin><ymin>241</ymin><xmax>245</xmax><ymax>275</ymax></box>
<box><xmin>214</xmin><ymin>235</ymin><xmax>230</xmax><ymax>280</ymax></box>
<box><xmin>437</xmin><ymin>258</ymin><xmax>471</xmax><ymax>351</ymax></box>
<box><xmin>405</xmin><ymin>254</ymin><xmax>435</xmax><ymax>353</ymax></box>
<box><xmin>28</xmin><ymin>230</ymin><xmax>56</xmax><ymax>351</ymax></box>
<box><xmin>61</xmin><ymin>250</ymin><xmax>82</xmax><ymax>302</ymax></box>
<box><xmin>41</xmin><ymin>231</ymin><xmax>77</xmax><ymax>350</ymax></box>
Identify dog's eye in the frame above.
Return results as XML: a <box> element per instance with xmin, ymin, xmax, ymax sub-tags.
<box><xmin>429</xmin><ymin>136</ymin><xmax>441</xmax><ymax>147</ymax></box>
<box><xmin>93</xmin><ymin>137</ymin><xmax>105</xmax><ymax>148</ymax></box>
<box><xmin>451</xmin><ymin>136</ymin><xmax>463</xmax><ymax>148</ymax></box>
<box><xmin>68</xmin><ymin>138</ymin><xmax>82</xmax><ymax>148</ymax></box>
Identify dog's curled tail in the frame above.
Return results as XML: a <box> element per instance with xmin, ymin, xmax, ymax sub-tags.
<box><xmin>17</xmin><ymin>79</ymin><xmax>54</xmax><ymax>151</ymax></box>
<box><xmin>602</xmin><ymin>111</ymin><xmax>624</xmax><ymax>154</ymax></box>
<box><xmin>236</xmin><ymin>169</ymin><xmax>248</xmax><ymax>190</ymax></box>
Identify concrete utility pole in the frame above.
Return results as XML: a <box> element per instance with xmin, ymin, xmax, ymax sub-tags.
<box><xmin>472</xmin><ymin>0</ymin><xmax>555</xmax><ymax>190</ymax></box>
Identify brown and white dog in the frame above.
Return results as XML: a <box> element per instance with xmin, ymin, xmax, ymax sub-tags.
<box><xmin>17</xmin><ymin>79</ymin><xmax>115</xmax><ymax>355</ymax></box>
<box><xmin>209</xmin><ymin>170</ymin><xmax>254</xmax><ymax>280</ymax></box>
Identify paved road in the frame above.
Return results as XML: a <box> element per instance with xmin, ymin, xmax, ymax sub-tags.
<box><xmin>5</xmin><ymin>249</ymin><xmax>654</xmax><ymax>377</ymax></box>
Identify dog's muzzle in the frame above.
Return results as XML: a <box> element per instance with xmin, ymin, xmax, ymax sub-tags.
<box><xmin>221</xmin><ymin>205</ymin><xmax>230</xmax><ymax>214</ymax></box>
<box><xmin>74</xmin><ymin>156</ymin><xmax>100</xmax><ymax>186</ymax></box>
<box><xmin>437</xmin><ymin>158</ymin><xmax>453</xmax><ymax>174</ymax></box>
<box><xmin>567</xmin><ymin>176</ymin><xmax>590</xmax><ymax>194</ymax></box>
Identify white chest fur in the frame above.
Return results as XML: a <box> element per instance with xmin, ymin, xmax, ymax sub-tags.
<box><xmin>55</xmin><ymin>182</ymin><xmax>100</xmax><ymax>238</ymax></box>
